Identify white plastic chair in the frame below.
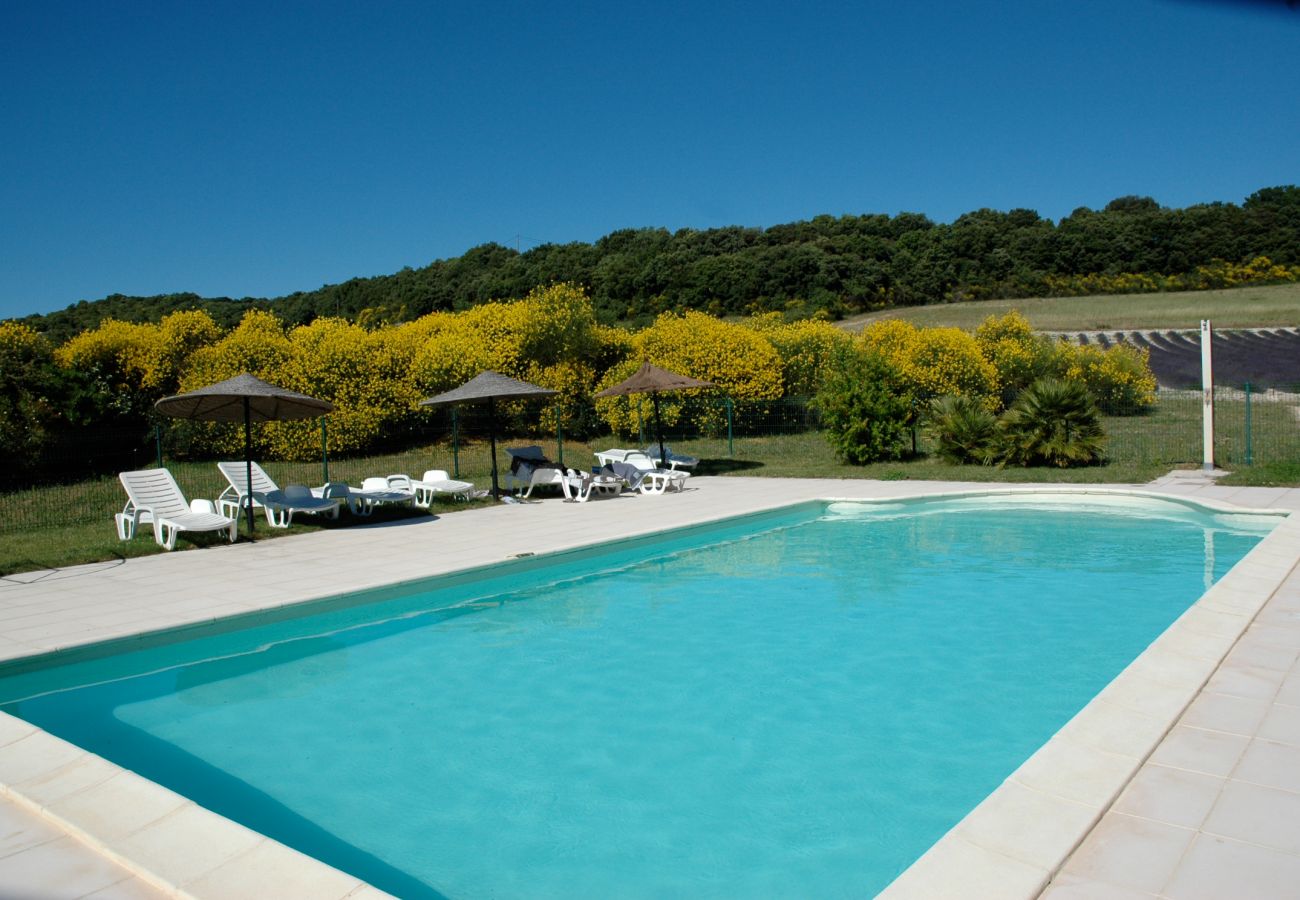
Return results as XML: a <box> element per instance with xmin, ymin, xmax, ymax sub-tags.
<box><xmin>395</xmin><ymin>470</ymin><xmax>476</xmax><ymax>507</ymax></box>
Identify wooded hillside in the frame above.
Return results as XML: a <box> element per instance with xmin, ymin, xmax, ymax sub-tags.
<box><xmin>15</xmin><ymin>185</ymin><xmax>1300</xmax><ymax>344</ymax></box>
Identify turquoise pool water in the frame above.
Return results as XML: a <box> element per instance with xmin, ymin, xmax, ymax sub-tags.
<box><xmin>0</xmin><ymin>495</ymin><xmax>1278</xmax><ymax>898</ymax></box>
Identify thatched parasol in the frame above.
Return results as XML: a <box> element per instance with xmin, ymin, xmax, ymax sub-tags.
<box><xmin>420</xmin><ymin>371</ymin><xmax>557</xmax><ymax>500</ymax></box>
<box><xmin>596</xmin><ymin>362</ymin><xmax>713</xmax><ymax>468</ymax></box>
<box><xmin>155</xmin><ymin>374</ymin><xmax>333</xmax><ymax>536</ymax></box>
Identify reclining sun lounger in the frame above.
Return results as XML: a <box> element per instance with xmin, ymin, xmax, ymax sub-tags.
<box><xmin>353</xmin><ymin>477</ymin><xmax>416</xmax><ymax>515</ymax></box>
<box><xmin>216</xmin><ymin>461</ymin><xmax>340</xmax><ymax>527</ymax></box>
<box><xmin>505</xmin><ymin>446</ymin><xmax>566</xmax><ymax>497</ymax></box>
<box><xmin>605</xmin><ymin>452</ymin><xmax>690</xmax><ymax>495</ymax></box>
<box><xmin>560</xmin><ymin>469</ymin><xmax>624</xmax><ymax>503</ymax></box>
<box><xmin>388</xmin><ymin>470</ymin><xmax>476</xmax><ymax>506</ymax></box>
<box><xmin>118</xmin><ymin>468</ymin><xmax>238</xmax><ymax>550</ymax></box>
<box><xmin>643</xmin><ymin>445</ymin><xmax>700</xmax><ymax>470</ymax></box>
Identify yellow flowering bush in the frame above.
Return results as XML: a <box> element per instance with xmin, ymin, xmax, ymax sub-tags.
<box><xmin>745</xmin><ymin>315</ymin><xmax>852</xmax><ymax>397</ymax></box>
<box><xmin>1043</xmin><ymin>256</ymin><xmax>1299</xmax><ymax>297</ymax></box>
<box><xmin>1050</xmin><ymin>340</ymin><xmax>1157</xmax><ymax>413</ymax></box>
<box><xmin>596</xmin><ymin>311</ymin><xmax>783</xmax><ymax>436</ymax></box>
<box><xmin>974</xmin><ymin>310</ymin><xmax>1051</xmax><ymax>404</ymax></box>
<box><xmin>56</xmin><ymin>318</ymin><xmax>162</xmax><ymax>391</ymax></box>
<box><xmin>267</xmin><ymin>318</ymin><xmax>418</xmax><ymax>459</ymax></box>
<box><xmin>861</xmin><ymin>319</ymin><xmax>998</xmax><ymax>405</ymax></box>
<box><xmin>0</xmin><ymin>321</ymin><xmax>50</xmax><ymax>366</ymax></box>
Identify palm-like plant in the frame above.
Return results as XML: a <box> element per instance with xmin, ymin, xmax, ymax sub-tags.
<box><xmin>927</xmin><ymin>395</ymin><xmax>999</xmax><ymax>464</ymax></box>
<box><xmin>998</xmin><ymin>377</ymin><xmax>1106</xmax><ymax>468</ymax></box>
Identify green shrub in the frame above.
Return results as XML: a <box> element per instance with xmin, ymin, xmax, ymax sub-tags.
<box><xmin>998</xmin><ymin>378</ymin><xmax>1106</xmax><ymax>467</ymax></box>
<box><xmin>814</xmin><ymin>348</ymin><xmax>914</xmax><ymax>464</ymax></box>
<box><xmin>928</xmin><ymin>395</ymin><xmax>999</xmax><ymax>464</ymax></box>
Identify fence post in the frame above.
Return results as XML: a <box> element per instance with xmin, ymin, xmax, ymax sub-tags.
<box><xmin>1244</xmin><ymin>382</ymin><xmax>1253</xmax><ymax>466</ymax></box>
<box><xmin>1201</xmin><ymin>319</ymin><xmax>1215</xmax><ymax>471</ymax></box>
<box><xmin>452</xmin><ymin>407</ymin><xmax>460</xmax><ymax>479</ymax></box>
<box><xmin>320</xmin><ymin>417</ymin><xmax>329</xmax><ymax>483</ymax></box>
<box><xmin>725</xmin><ymin>398</ymin><xmax>734</xmax><ymax>457</ymax></box>
<box><xmin>155</xmin><ymin>424</ymin><xmax>163</xmax><ymax>468</ymax></box>
<box><xmin>556</xmin><ymin>406</ymin><xmax>564</xmax><ymax>466</ymax></box>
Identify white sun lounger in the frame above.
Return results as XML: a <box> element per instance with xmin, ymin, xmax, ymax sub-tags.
<box><xmin>216</xmin><ymin>461</ymin><xmax>340</xmax><ymax>527</ymax></box>
<box><xmin>505</xmin><ymin>446</ymin><xmax>566</xmax><ymax>497</ymax></box>
<box><xmin>117</xmin><ymin>468</ymin><xmax>238</xmax><ymax>550</ymax></box>
<box><xmin>603</xmin><ymin>452</ymin><xmax>690</xmax><ymax>495</ymax></box>
<box><xmin>643</xmin><ymin>445</ymin><xmax>700</xmax><ymax>470</ymax></box>
<box><xmin>560</xmin><ymin>471</ymin><xmax>624</xmax><ymax>503</ymax></box>
<box><xmin>352</xmin><ymin>477</ymin><xmax>416</xmax><ymax>515</ymax></box>
<box><xmin>389</xmin><ymin>470</ymin><xmax>476</xmax><ymax>507</ymax></box>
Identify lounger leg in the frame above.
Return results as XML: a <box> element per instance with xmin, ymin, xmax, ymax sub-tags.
<box><xmin>227</xmin><ymin>521</ymin><xmax>238</xmax><ymax>542</ymax></box>
<box><xmin>115</xmin><ymin>513</ymin><xmax>132</xmax><ymax>540</ymax></box>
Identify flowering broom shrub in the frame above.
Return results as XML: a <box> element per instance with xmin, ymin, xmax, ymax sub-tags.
<box><xmin>1049</xmin><ymin>340</ymin><xmax>1157</xmax><ymax>414</ymax></box>
<box><xmin>860</xmin><ymin>319</ymin><xmax>998</xmax><ymax>407</ymax></box>
<box><xmin>974</xmin><ymin>310</ymin><xmax>1052</xmax><ymax>406</ymax></box>
<box><xmin>595</xmin><ymin>311</ymin><xmax>783</xmax><ymax>437</ymax></box>
<box><xmin>745</xmin><ymin>314</ymin><xmax>852</xmax><ymax>397</ymax></box>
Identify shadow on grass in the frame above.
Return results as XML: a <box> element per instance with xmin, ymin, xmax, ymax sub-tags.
<box><xmin>696</xmin><ymin>458</ymin><xmax>764</xmax><ymax>475</ymax></box>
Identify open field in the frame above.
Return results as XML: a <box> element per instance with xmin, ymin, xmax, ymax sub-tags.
<box><xmin>837</xmin><ymin>282</ymin><xmax>1300</xmax><ymax>332</ymax></box>
<box><xmin>4</xmin><ymin>388</ymin><xmax>1296</xmax><ymax>575</ymax></box>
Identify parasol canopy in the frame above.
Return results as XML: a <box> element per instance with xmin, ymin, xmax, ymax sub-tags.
<box><xmin>595</xmin><ymin>362</ymin><xmax>713</xmax><ymax>468</ymax></box>
<box><xmin>420</xmin><ymin>371</ymin><xmax>557</xmax><ymax>500</ymax></box>
<box><xmin>155</xmin><ymin>374</ymin><xmax>334</xmax><ymax>535</ymax></box>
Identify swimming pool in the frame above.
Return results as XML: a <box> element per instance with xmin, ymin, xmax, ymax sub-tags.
<box><xmin>0</xmin><ymin>494</ymin><xmax>1279</xmax><ymax>898</ymax></box>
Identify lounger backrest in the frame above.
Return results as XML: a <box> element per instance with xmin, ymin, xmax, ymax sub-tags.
<box><xmin>283</xmin><ymin>484</ymin><xmax>313</xmax><ymax>500</ymax></box>
<box><xmin>320</xmin><ymin>482</ymin><xmax>351</xmax><ymax>499</ymax></box>
<box><xmin>217</xmin><ymin>461</ymin><xmax>278</xmax><ymax>497</ymax></box>
<box><xmin>422</xmin><ymin>469</ymin><xmax>450</xmax><ymax>482</ymax></box>
<box><xmin>119</xmin><ymin>469</ymin><xmax>191</xmax><ymax>519</ymax></box>
<box><xmin>620</xmin><ymin>451</ymin><xmax>656</xmax><ymax>471</ymax></box>
<box><xmin>362</xmin><ymin>476</ymin><xmax>390</xmax><ymax>492</ymax></box>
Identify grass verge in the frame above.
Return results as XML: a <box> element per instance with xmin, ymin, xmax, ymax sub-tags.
<box><xmin>837</xmin><ymin>282</ymin><xmax>1300</xmax><ymax>332</ymax></box>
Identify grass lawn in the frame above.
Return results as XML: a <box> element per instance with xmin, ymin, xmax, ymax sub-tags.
<box><xmin>837</xmin><ymin>282</ymin><xmax>1300</xmax><ymax>332</ymax></box>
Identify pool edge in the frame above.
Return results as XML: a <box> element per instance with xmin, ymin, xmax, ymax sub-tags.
<box><xmin>876</xmin><ymin>501</ymin><xmax>1300</xmax><ymax>900</ymax></box>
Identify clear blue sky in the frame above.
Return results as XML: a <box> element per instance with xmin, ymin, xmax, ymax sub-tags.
<box><xmin>2</xmin><ymin>0</ymin><xmax>1296</xmax><ymax>319</ymax></box>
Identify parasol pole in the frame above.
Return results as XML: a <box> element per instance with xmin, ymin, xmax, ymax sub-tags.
<box><xmin>243</xmin><ymin>398</ymin><xmax>256</xmax><ymax>537</ymax></box>
<box><xmin>488</xmin><ymin>395</ymin><xmax>500</xmax><ymax>500</ymax></box>
<box><xmin>653</xmin><ymin>390</ymin><xmax>666</xmax><ymax>469</ymax></box>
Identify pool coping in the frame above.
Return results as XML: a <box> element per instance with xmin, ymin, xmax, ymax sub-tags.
<box><xmin>0</xmin><ymin>479</ymin><xmax>1296</xmax><ymax>898</ymax></box>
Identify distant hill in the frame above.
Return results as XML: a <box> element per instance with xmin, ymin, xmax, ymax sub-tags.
<box><xmin>15</xmin><ymin>185</ymin><xmax>1300</xmax><ymax>344</ymax></box>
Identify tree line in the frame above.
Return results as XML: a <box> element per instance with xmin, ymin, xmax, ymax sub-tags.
<box><xmin>15</xmin><ymin>185</ymin><xmax>1299</xmax><ymax>344</ymax></box>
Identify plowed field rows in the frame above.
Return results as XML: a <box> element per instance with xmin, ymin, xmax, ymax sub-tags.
<box><xmin>1073</xmin><ymin>329</ymin><xmax>1300</xmax><ymax>389</ymax></box>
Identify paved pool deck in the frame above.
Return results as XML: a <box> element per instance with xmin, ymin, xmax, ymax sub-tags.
<box><xmin>1</xmin><ymin>474</ymin><xmax>1297</xmax><ymax>898</ymax></box>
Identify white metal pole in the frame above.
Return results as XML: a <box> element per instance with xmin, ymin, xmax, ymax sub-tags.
<box><xmin>1201</xmin><ymin>319</ymin><xmax>1215</xmax><ymax>472</ymax></box>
